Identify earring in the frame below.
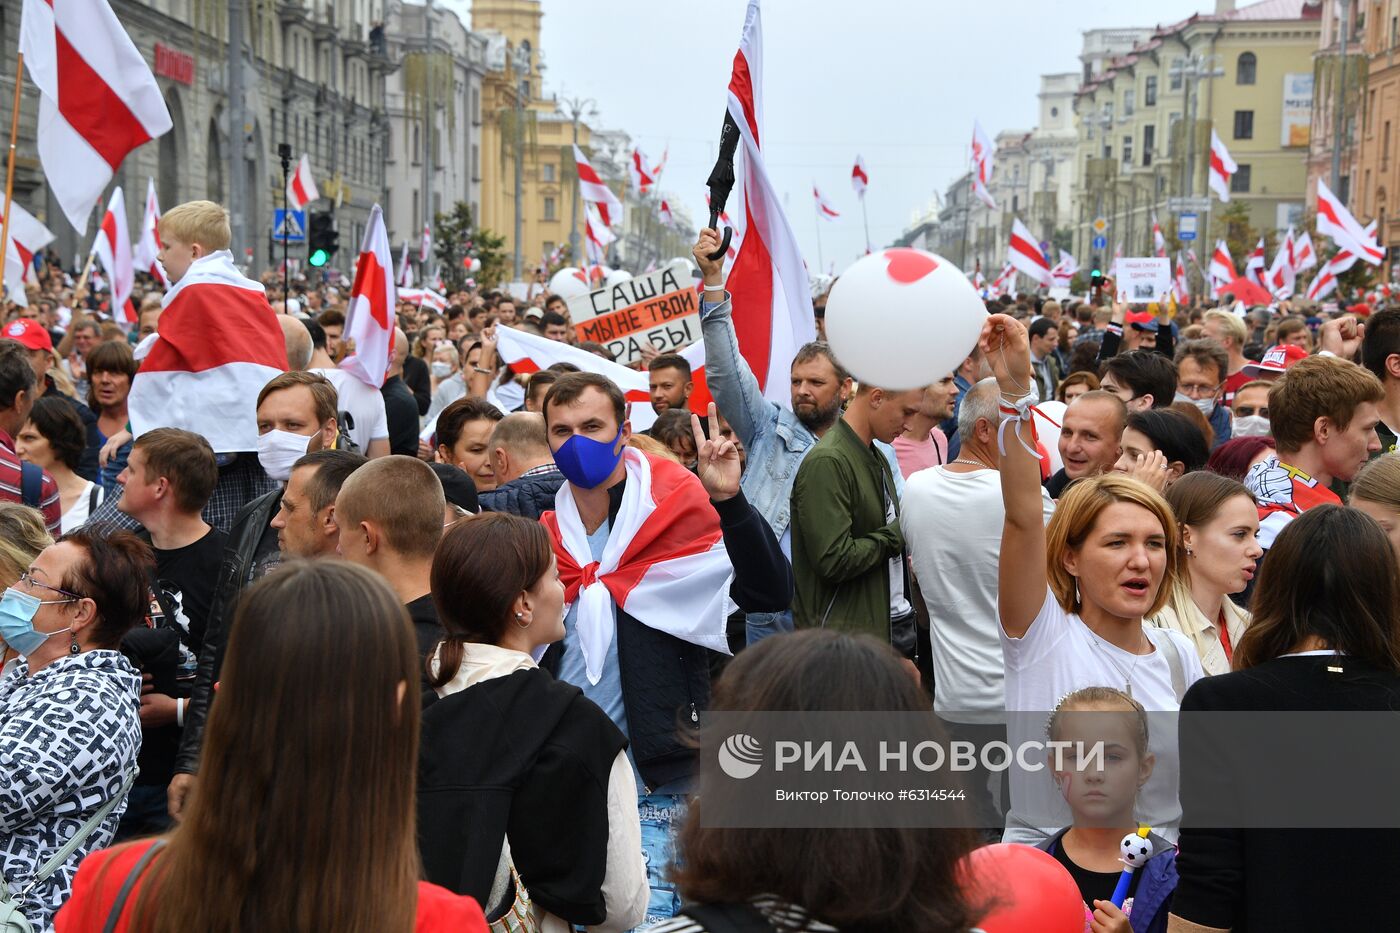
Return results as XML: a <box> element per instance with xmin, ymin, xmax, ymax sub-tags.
<box><xmin>69</xmin><ymin>637</ymin><xmax>80</xmax><ymax>655</ymax></box>
<box><xmin>514</xmin><ymin>611</ymin><xmax>531</xmax><ymax>629</ymax></box>
<box><xmin>1186</xmin><ymin>546</ymin><xmax>1195</xmax><ymax>557</ymax></box>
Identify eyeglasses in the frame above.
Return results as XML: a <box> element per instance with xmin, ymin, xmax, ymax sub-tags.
<box><xmin>1178</xmin><ymin>381</ymin><xmax>1223</xmax><ymax>400</ymax></box>
<box><xmin>17</xmin><ymin>570</ymin><xmax>83</xmax><ymax>601</ymax></box>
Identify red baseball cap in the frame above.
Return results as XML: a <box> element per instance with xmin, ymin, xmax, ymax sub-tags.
<box><xmin>2</xmin><ymin>318</ymin><xmax>53</xmax><ymax>352</ymax></box>
<box><xmin>1242</xmin><ymin>343</ymin><xmax>1307</xmax><ymax>377</ymax></box>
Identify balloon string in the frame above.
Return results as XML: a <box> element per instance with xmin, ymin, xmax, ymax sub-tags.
<box><xmin>999</xmin><ymin>343</ymin><xmax>1032</xmax><ymax>397</ymax></box>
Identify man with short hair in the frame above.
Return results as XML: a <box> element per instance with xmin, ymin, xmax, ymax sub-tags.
<box><xmin>137</xmin><ymin>304</ymin><xmax>162</xmax><ymax>341</ymax></box>
<box><xmin>1358</xmin><ymin>309</ymin><xmax>1400</xmax><ymax>455</ymax></box>
<box><xmin>277</xmin><ymin>315</ymin><xmax>313</xmax><ymax>371</ymax></box>
<box><xmin>1027</xmin><ymin>317</ymin><xmax>1061</xmax><ymax>403</ymax></box>
<box><xmin>381</xmin><ymin>327</ymin><xmax>420</xmax><ymax>456</ymax></box>
<box><xmin>1174</xmin><ymin>339</ymin><xmax>1233</xmax><ymax>447</ymax></box>
<box><xmin>1100</xmin><ymin>349</ymin><xmax>1178</xmax><ymax>411</ymax></box>
<box><xmin>541</xmin><ymin>311</ymin><xmax>570</xmax><ymax>342</ymax></box>
<box><xmin>524</xmin><ymin>370</ymin><xmax>557</xmax><ymax>413</ymax></box>
<box><xmin>478</xmin><ymin>412</ymin><xmax>563</xmax><ymax>519</ymax></box>
<box><xmin>335</xmin><ymin>455</ymin><xmax>446</xmax><ymax>672</ymax></box>
<box><xmin>1043</xmin><ymin>389</ymin><xmax>1128</xmax><ymax>499</ymax></box>
<box><xmin>1230</xmin><ymin>380</ymin><xmax>1273</xmax><ymax>437</ymax></box>
<box><xmin>1202</xmin><ymin>309</ymin><xmax>1251</xmax><ymax>403</ymax></box>
<box><xmin>0</xmin><ymin>339</ymin><xmax>61</xmax><ymax>531</ymax></box>
<box><xmin>112</xmin><ymin>427</ymin><xmax>225</xmax><ymax>837</ymax></box>
<box><xmin>316</xmin><ymin>308</ymin><xmax>346</xmax><ymax>361</ymax></box>
<box><xmin>270</xmin><ymin>449</ymin><xmax>366</xmax><ymax>558</ymax></box>
<box><xmin>791</xmin><ymin>380</ymin><xmax>925</xmax><ymax>639</ymax></box>
<box><xmin>1246</xmin><ymin>356</ymin><xmax>1383</xmax><ymax>551</ymax></box>
<box><xmin>694</xmin><ymin>228</ymin><xmax>851</xmax><ymax>642</ymax></box>
<box><xmin>892</xmin><ymin>374</ymin><xmax>956</xmax><ymax>478</ymax></box>
<box><xmin>647</xmin><ymin>353</ymin><xmax>692</xmax><ymax>415</ymax></box>
<box><xmin>496</xmin><ymin>298</ymin><xmax>518</xmax><ymax>325</ymax></box>
<box><xmin>308</xmin><ymin>320</ymin><xmax>389</xmax><ymax>457</ymax></box>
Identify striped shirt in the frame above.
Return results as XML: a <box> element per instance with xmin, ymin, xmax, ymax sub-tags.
<box><xmin>0</xmin><ymin>430</ymin><xmax>61</xmax><ymax>534</ymax></box>
<box><xmin>649</xmin><ymin>896</ymin><xmax>839</xmax><ymax>933</ymax></box>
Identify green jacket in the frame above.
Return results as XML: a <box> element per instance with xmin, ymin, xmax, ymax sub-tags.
<box><xmin>790</xmin><ymin>418</ymin><xmax>903</xmax><ymax>637</ymax></box>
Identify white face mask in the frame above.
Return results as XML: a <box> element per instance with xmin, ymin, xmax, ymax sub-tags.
<box><xmin>1232</xmin><ymin>414</ymin><xmax>1271</xmax><ymax>438</ymax></box>
<box><xmin>430</xmin><ymin>361</ymin><xmax>454</xmax><ymax>378</ymax></box>
<box><xmin>1174</xmin><ymin>391</ymin><xmax>1216</xmax><ymax>418</ymax></box>
<box><xmin>257</xmin><ymin>429</ymin><xmax>314</xmax><ymax>483</ymax></box>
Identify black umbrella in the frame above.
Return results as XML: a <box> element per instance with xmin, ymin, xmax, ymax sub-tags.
<box><xmin>703</xmin><ymin>111</ymin><xmax>740</xmax><ymax>260</ymax></box>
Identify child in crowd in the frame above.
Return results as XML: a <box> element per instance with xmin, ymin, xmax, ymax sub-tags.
<box><xmin>1040</xmin><ymin>687</ymin><xmax>1177</xmax><ymax>933</ymax></box>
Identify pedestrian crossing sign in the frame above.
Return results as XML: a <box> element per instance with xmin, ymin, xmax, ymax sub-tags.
<box><xmin>274</xmin><ymin>209</ymin><xmax>306</xmax><ymax>243</ymax></box>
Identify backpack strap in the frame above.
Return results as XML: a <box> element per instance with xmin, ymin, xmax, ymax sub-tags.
<box><xmin>19</xmin><ymin>770</ymin><xmax>137</xmax><ymax>896</ymax></box>
<box><xmin>677</xmin><ymin>902</ymin><xmax>777</xmax><ymax>933</ymax></box>
<box><xmin>19</xmin><ymin>461</ymin><xmax>42</xmax><ymax>509</ymax></box>
<box><xmin>100</xmin><ymin>839</ymin><xmax>167</xmax><ymax>933</ymax></box>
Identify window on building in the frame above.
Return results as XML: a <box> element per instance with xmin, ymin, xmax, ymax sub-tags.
<box><xmin>1143</xmin><ymin>125</ymin><xmax>1155</xmax><ymax>165</ymax></box>
<box><xmin>1392</xmin><ymin>15</ymin><xmax>1397</xmax><ymax>47</ymax></box>
<box><xmin>1051</xmin><ymin>106</ymin><xmax>1059</xmax><ymax>117</ymax></box>
<box><xmin>544</xmin><ymin>197</ymin><xmax>557</xmax><ymax>220</ymax></box>
<box><xmin>1231</xmin><ymin>164</ymin><xmax>1251</xmax><ymax>193</ymax></box>
<box><xmin>471</xmin><ymin>144</ymin><xmax>480</xmax><ymax>181</ymax></box>
<box><xmin>1012</xmin><ymin>194</ymin><xmax>1019</xmax><ymax>213</ymax></box>
<box><xmin>1237</xmin><ymin>52</ymin><xmax>1256</xmax><ymax>85</ymax></box>
<box><xmin>1123</xmin><ymin>90</ymin><xmax>1135</xmax><ymax>117</ymax></box>
<box><xmin>1234</xmin><ymin>110</ymin><xmax>1254</xmax><ymax>140</ymax></box>
<box><xmin>412</xmin><ymin>190</ymin><xmax>419</xmax><ymax>227</ymax></box>
<box><xmin>1168</xmin><ymin>112</ymin><xmax>1181</xmax><ymax>156</ymax></box>
<box><xmin>1145</xmin><ymin>76</ymin><xmax>1157</xmax><ymax>107</ymax></box>
<box><xmin>412</xmin><ymin>125</ymin><xmax>420</xmax><ymax>164</ymax></box>
<box><xmin>1122</xmin><ymin>135</ymin><xmax>1133</xmax><ymax>166</ymax></box>
<box><xmin>542</xmin><ymin>163</ymin><xmax>556</xmax><ymax>182</ymax></box>
<box><xmin>1170</xmin><ymin>59</ymin><xmax>1183</xmax><ymax>91</ymax></box>
<box><xmin>472</xmin><ymin>88</ymin><xmax>481</xmax><ymax>125</ymax></box>
<box><xmin>1385</xmin><ymin>120</ymin><xmax>1393</xmax><ymax>167</ymax></box>
<box><xmin>543</xmin><ymin>240</ymin><xmax>555</xmax><ymax>257</ymax></box>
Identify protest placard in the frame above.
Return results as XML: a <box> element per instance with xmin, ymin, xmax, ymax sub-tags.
<box><xmin>565</xmin><ymin>261</ymin><xmax>699</xmax><ymax>365</ymax></box>
<box><xmin>1114</xmin><ymin>257</ymin><xmax>1172</xmax><ymax>304</ymax></box>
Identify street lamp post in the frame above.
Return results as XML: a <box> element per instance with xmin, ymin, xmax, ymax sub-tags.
<box><xmin>560</xmin><ymin>95</ymin><xmax>597</xmax><ymax>265</ymax></box>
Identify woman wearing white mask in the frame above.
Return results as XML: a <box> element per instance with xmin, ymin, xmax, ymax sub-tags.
<box><xmin>429</xmin><ymin>341</ymin><xmax>460</xmax><ymax>395</ymax></box>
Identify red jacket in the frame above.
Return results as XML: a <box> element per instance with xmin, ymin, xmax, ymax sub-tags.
<box><xmin>54</xmin><ymin>839</ymin><xmax>489</xmax><ymax>933</ymax></box>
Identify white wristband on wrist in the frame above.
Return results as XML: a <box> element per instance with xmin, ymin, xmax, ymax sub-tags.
<box><xmin>176</xmin><ymin>698</ymin><xmax>185</xmax><ymax>728</ymax></box>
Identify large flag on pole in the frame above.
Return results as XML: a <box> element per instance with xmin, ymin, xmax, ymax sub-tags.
<box><xmin>19</xmin><ymin>0</ymin><xmax>173</xmax><ymax>232</ymax></box>
<box><xmin>396</xmin><ymin>239</ymin><xmax>412</xmax><ymax>287</ymax></box>
<box><xmin>573</xmin><ymin>144</ymin><xmax>624</xmax><ymax>228</ymax></box>
<box><xmin>92</xmin><ymin>187</ymin><xmax>135</xmax><ymax>324</ymax></box>
<box><xmin>286</xmin><ymin>154</ymin><xmax>319</xmax><ymax>212</ymax></box>
<box><xmin>128</xmin><ymin>251</ymin><xmax>286</xmax><ymax>452</ymax></box>
<box><xmin>1292</xmin><ymin>231</ymin><xmax>1317</xmax><ymax>271</ymax></box>
<box><xmin>971</xmin><ymin>121</ymin><xmax>996</xmax><ymax>209</ymax></box>
<box><xmin>340</xmin><ymin>204</ymin><xmax>396</xmax><ymax>389</ymax></box>
<box><xmin>1152</xmin><ymin>216</ymin><xmax>1167</xmax><ymax>257</ymax></box>
<box><xmin>717</xmin><ymin>0</ymin><xmax>818</xmax><ymax>406</ymax></box>
<box><xmin>1265</xmin><ymin>228</ymin><xmax>1297</xmax><ymax>297</ymax></box>
<box><xmin>1209</xmin><ymin>239</ymin><xmax>1236</xmax><ymax>292</ymax></box>
<box><xmin>851</xmin><ymin>155</ymin><xmax>868</xmax><ymax>198</ymax></box>
<box><xmin>1316</xmin><ymin>179</ymin><xmax>1384</xmax><ymax>265</ymax></box>
<box><xmin>133</xmin><ymin>178</ymin><xmax>169</xmax><ymax>288</ymax></box>
<box><xmin>1244</xmin><ymin>237</ymin><xmax>1266</xmax><ymax>287</ymax></box>
<box><xmin>1008</xmin><ymin>217</ymin><xmax>1052</xmax><ymax>287</ymax></box>
<box><xmin>629</xmin><ymin>148</ymin><xmax>656</xmax><ymax>195</ymax></box>
<box><xmin>1207</xmin><ymin>130</ymin><xmax>1237</xmax><ymax>203</ymax></box>
<box><xmin>812</xmin><ymin>184</ymin><xmax>841</xmax><ymax>221</ymax></box>
<box><xmin>1</xmin><ymin>198</ymin><xmax>55</xmax><ymax>303</ymax></box>
<box><xmin>419</xmin><ymin>223</ymin><xmax>432</xmax><ymax>264</ymax></box>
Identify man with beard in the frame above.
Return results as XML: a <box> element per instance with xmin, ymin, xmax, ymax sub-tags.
<box><xmin>695</xmin><ymin>228</ymin><xmax>852</xmax><ymax>643</ymax></box>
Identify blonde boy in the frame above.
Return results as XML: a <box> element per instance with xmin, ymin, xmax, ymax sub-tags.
<box><xmin>156</xmin><ymin>201</ymin><xmax>232</xmax><ymax>284</ymax></box>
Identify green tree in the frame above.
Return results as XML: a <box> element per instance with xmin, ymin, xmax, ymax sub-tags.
<box><xmin>433</xmin><ymin>202</ymin><xmax>507</xmax><ymax>292</ymax></box>
<box><xmin>1213</xmin><ymin>201</ymin><xmax>1256</xmax><ymax>273</ymax></box>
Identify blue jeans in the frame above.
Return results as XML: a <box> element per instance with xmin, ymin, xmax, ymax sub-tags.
<box><xmin>636</xmin><ymin>792</ymin><xmax>686</xmax><ymax>928</ymax></box>
<box><xmin>745</xmin><ymin>609</ymin><xmax>793</xmax><ymax>646</ymax></box>
<box><xmin>114</xmin><ymin>784</ymin><xmax>172</xmax><ymax>841</ymax></box>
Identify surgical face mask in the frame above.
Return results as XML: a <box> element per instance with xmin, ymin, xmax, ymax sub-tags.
<box><xmin>1233</xmin><ymin>414</ymin><xmax>1272</xmax><ymax>438</ymax></box>
<box><xmin>1174</xmin><ymin>391</ymin><xmax>1216</xmax><ymax>418</ymax></box>
<box><xmin>0</xmin><ymin>588</ymin><xmax>74</xmax><ymax>657</ymax></box>
<box><xmin>553</xmin><ymin>427</ymin><xmax>625</xmax><ymax>490</ymax></box>
<box><xmin>257</xmin><ymin>429</ymin><xmax>314</xmax><ymax>483</ymax></box>
<box><xmin>430</xmin><ymin>361</ymin><xmax>454</xmax><ymax>378</ymax></box>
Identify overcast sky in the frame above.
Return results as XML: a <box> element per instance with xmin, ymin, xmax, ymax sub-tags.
<box><xmin>451</xmin><ymin>0</ymin><xmax>1212</xmax><ymax>272</ymax></box>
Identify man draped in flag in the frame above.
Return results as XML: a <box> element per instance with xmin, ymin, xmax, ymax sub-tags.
<box><xmin>340</xmin><ymin>205</ymin><xmax>396</xmax><ymax>389</ymax></box>
<box><xmin>286</xmin><ymin>154</ymin><xmax>319</xmax><ymax>212</ymax></box>
<box><xmin>92</xmin><ymin>188</ymin><xmax>135</xmax><ymax>325</ymax></box>
<box><xmin>971</xmin><ymin>120</ymin><xmax>996</xmax><ymax>209</ymax></box>
<box><xmin>133</xmin><ymin>178</ymin><xmax>170</xmax><ymax>289</ymax></box>
<box><xmin>1208</xmin><ymin>130</ymin><xmax>1238</xmax><ymax>203</ymax></box>
<box><xmin>19</xmin><ymin>0</ymin><xmax>173</xmax><ymax>231</ymax></box>
<box><xmin>573</xmin><ymin>144</ymin><xmax>624</xmax><ymax>228</ymax></box>
<box><xmin>1316</xmin><ymin>179</ymin><xmax>1384</xmax><ymax>265</ymax></box>
<box><xmin>1008</xmin><ymin>217</ymin><xmax>1052</xmax><ymax>287</ymax></box>
<box><xmin>0</xmin><ymin>198</ymin><xmax>55</xmax><ymax>304</ymax></box>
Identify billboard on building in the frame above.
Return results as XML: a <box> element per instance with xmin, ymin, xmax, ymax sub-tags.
<box><xmin>1281</xmin><ymin>73</ymin><xmax>1314</xmax><ymax>148</ymax></box>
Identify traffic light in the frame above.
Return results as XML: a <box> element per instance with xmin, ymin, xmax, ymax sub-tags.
<box><xmin>307</xmin><ymin>211</ymin><xmax>338</xmax><ymax>267</ymax></box>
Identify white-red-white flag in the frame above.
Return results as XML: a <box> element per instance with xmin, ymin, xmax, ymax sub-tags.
<box><xmin>989</xmin><ymin>262</ymin><xmax>1016</xmax><ymax>298</ymax></box>
<box><xmin>971</xmin><ymin>120</ymin><xmax>996</xmax><ymax>210</ymax></box>
<box><xmin>286</xmin><ymin>154</ymin><xmax>319</xmax><ymax>212</ymax></box>
<box><xmin>419</xmin><ymin>223</ymin><xmax>432</xmax><ymax>263</ymax></box>
<box><xmin>851</xmin><ymin>155</ymin><xmax>869</xmax><ymax>198</ymax></box>
<box><xmin>1315</xmin><ymin>179</ymin><xmax>1384</xmax><ymax>266</ymax></box>
<box><xmin>128</xmin><ymin>250</ymin><xmax>286</xmax><ymax>452</ymax></box>
<box><xmin>1266</xmin><ymin>228</ymin><xmax>1297</xmax><ymax>297</ymax></box>
<box><xmin>1306</xmin><ymin>260</ymin><xmax>1339</xmax><ymax>301</ymax></box>
<box><xmin>398</xmin><ymin>287</ymin><xmax>447</xmax><ymax>311</ymax></box>
<box><xmin>340</xmin><ymin>204</ymin><xmax>395</xmax><ymax>389</ymax></box>
<box><xmin>629</xmin><ymin>148</ymin><xmax>656</xmax><ymax>195</ymax></box>
<box><xmin>1244</xmin><ymin>237</ymin><xmax>1266</xmax><ymax>287</ymax></box>
<box><xmin>92</xmin><ymin>187</ymin><xmax>135</xmax><ymax>324</ymax></box>
<box><xmin>396</xmin><ymin>239</ymin><xmax>412</xmax><ymax>287</ymax></box>
<box><xmin>1292</xmin><ymin>231</ymin><xmax>1317</xmax><ymax>272</ymax></box>
<box><xmin>1208</xmin><ymin>130</ymin><xmax>1237</xmax><ymax>203</ymax></box>
<box><xmin>651</xmin><ymin>146</ymin><xmax>669</xmax><ymax>182</ymax></box>
<box><xmin>1</xmin><ymin>198</ymin><xmax>55</xmax><ymax>302</ymax></box>
<box><xmin>133</xmin><ymin>178</ymin><xmax>168</xmax><ymax>289</ymax></box>
<box><xmin>1152</xmin><ymin>216</ymin><xmax>1167</xmax><ymax>257</ymax></box>
<box><xmin>718</xmin><ymin>0</ymin><xmax>818</xmax><ymax>406</ymax></box>
<box><xmin>573</xmin><ymin>144</ymin><xmax>624</xmax><ymax>228</ymax></box>
<box><xmin>19</xmin><ymin>0</ymin><xmax>172</xmax><ymax>232</ymax></box>
<box><xmin>1209</xmin><ymin>239</ymin><xmax>1236</xmax><ymax>291</ymax></box>
<box><xmin>659</xmin><ymin>200</ymin><xmax>674</xmax><ymax>227</ymax></box>
<box><xmin>1173</xmin><ymin>255</ymin><xmax>1190</xmax><ymax>304</ymax></box>
<box><xmin>1050</xmin><ymin>250</ymin><xmax>1077</xmax><ymax>287</ymax></box>
<box><xmin>1008</xmin><ymin>217</ymin><xmax>1051</xmax><ymax>287</ymax></box>
<box><xmin>813</xmin><ymin>184</ymin><xmax>841</xmax><ymax>221</ymax></box>
<box><xmin>1328</xmin><ymin>221</ymin><xmax>1376</xmax><ymax>275</ymax></box>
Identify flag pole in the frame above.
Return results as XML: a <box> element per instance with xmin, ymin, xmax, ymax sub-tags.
<box><xmin>0</xmin><ymin>53</ymin><xmax>25</xmax><ymax>300</ymax></box>
<box><xmin>861</xmin><ymin>197</ymin><xmax>871</xmax><ymax>254</ymax></box>
<box><xmin>814</xmin><ymin>211</ymin><xmax>824</xmax><ymax>271</ymax></box>
<box><xmin>72</xmin><ymin>250</ymin><xmax>97</xmax><ymax>307</ymax></box>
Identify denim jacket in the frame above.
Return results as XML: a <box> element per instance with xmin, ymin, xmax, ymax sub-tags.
<box><xmin>700</xmin><ymin>296</ymin><xmax>816</xmax><ymax>542</ymax></box>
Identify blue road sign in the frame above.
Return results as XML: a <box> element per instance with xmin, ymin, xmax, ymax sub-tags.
<box><xmin>273</xmin><ymin>209</ymin><xmax>306</xmax><ymax>243</ymax></box>
<box><xmin>1178</xmin><ymin>212</ymin><xmax>1198</xmax><ymax>241</ymax></box>
<box><xmin>1092</xmin><ymin>235</ymin><xmax>1107</xmax><ymax>251</ymax></box>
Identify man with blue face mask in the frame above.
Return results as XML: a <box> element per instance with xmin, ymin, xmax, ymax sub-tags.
<box><xmin>537</xmin><ymin>371</ymin><xmax>792</xmax><ymax>924</ymax></box>
<box><xmin>1174</xmin><ymin>340</ymin><xmax>1233</xmax><ymax>450</ymax></box>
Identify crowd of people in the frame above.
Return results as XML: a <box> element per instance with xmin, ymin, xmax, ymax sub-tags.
<box><xmin>0</xmin><ymin>198</ymin><xmax>1398</xmax><ymax>932</ymax></box>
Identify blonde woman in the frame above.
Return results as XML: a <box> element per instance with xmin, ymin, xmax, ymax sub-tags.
<box><xmin>1150</xmin><ymin>472</ymin><xmax>1261</xmax><ymax>675</ymax></box>
<box><xmin>985</xmin><ymin>313</ymin><xmax>1205</xmax><ymax>846</ymax></box>
<box><xmin>1349</xmin><ymin>452</ymin><xmax>1400</xmax><ymax>567</ymax></box>
<box><xmin>0</xmin><ymin>502</ymin><xmax>52</xmax><ymax>589</ymax></box>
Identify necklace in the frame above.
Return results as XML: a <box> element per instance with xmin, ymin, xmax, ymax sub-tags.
<box><xmin>1083</xmin><ymin>627</ymin><xmax>1151</xmax><ymax>698</ymax></box>
<box><xmin>951</xmin><ymin>458</ymin><xmax>990</xmax><ymax>470</ymax></box>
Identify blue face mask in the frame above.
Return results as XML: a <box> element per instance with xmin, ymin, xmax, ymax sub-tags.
<box><xmin>554</xmin><ymin>427</ymin><xmax>625</xmax><ymax>489</ymax></box>
<box><xmin>0</xmin><ymin>588</ymin><xmax>74</xmax><ymax>657</ymax></box>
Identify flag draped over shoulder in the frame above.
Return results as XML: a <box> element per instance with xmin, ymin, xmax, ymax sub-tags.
<box><xmin>128</xmin><ymin>251</ymin><xmax>287</xmax><ymax>453</ymax></box>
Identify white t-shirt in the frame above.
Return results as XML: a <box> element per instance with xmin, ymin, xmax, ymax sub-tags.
<box><xmin>901</xmin><ymin>466</ymin><xmax>1055</xmax><ymax>719</ymax></box>
<box><xmin>311</xmin><ymin>368</ymin><xmax>389</xmax><ymax>452</ymax></box>
<box><xmin>60</xmin><ymin>480</ymin><xmax>100</xmax><ymax>534</ymax></box>
<box><xmin>999</xmin><ymin>589</ymin><xmax>1205</xmax><ymax>845</ymax></box>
